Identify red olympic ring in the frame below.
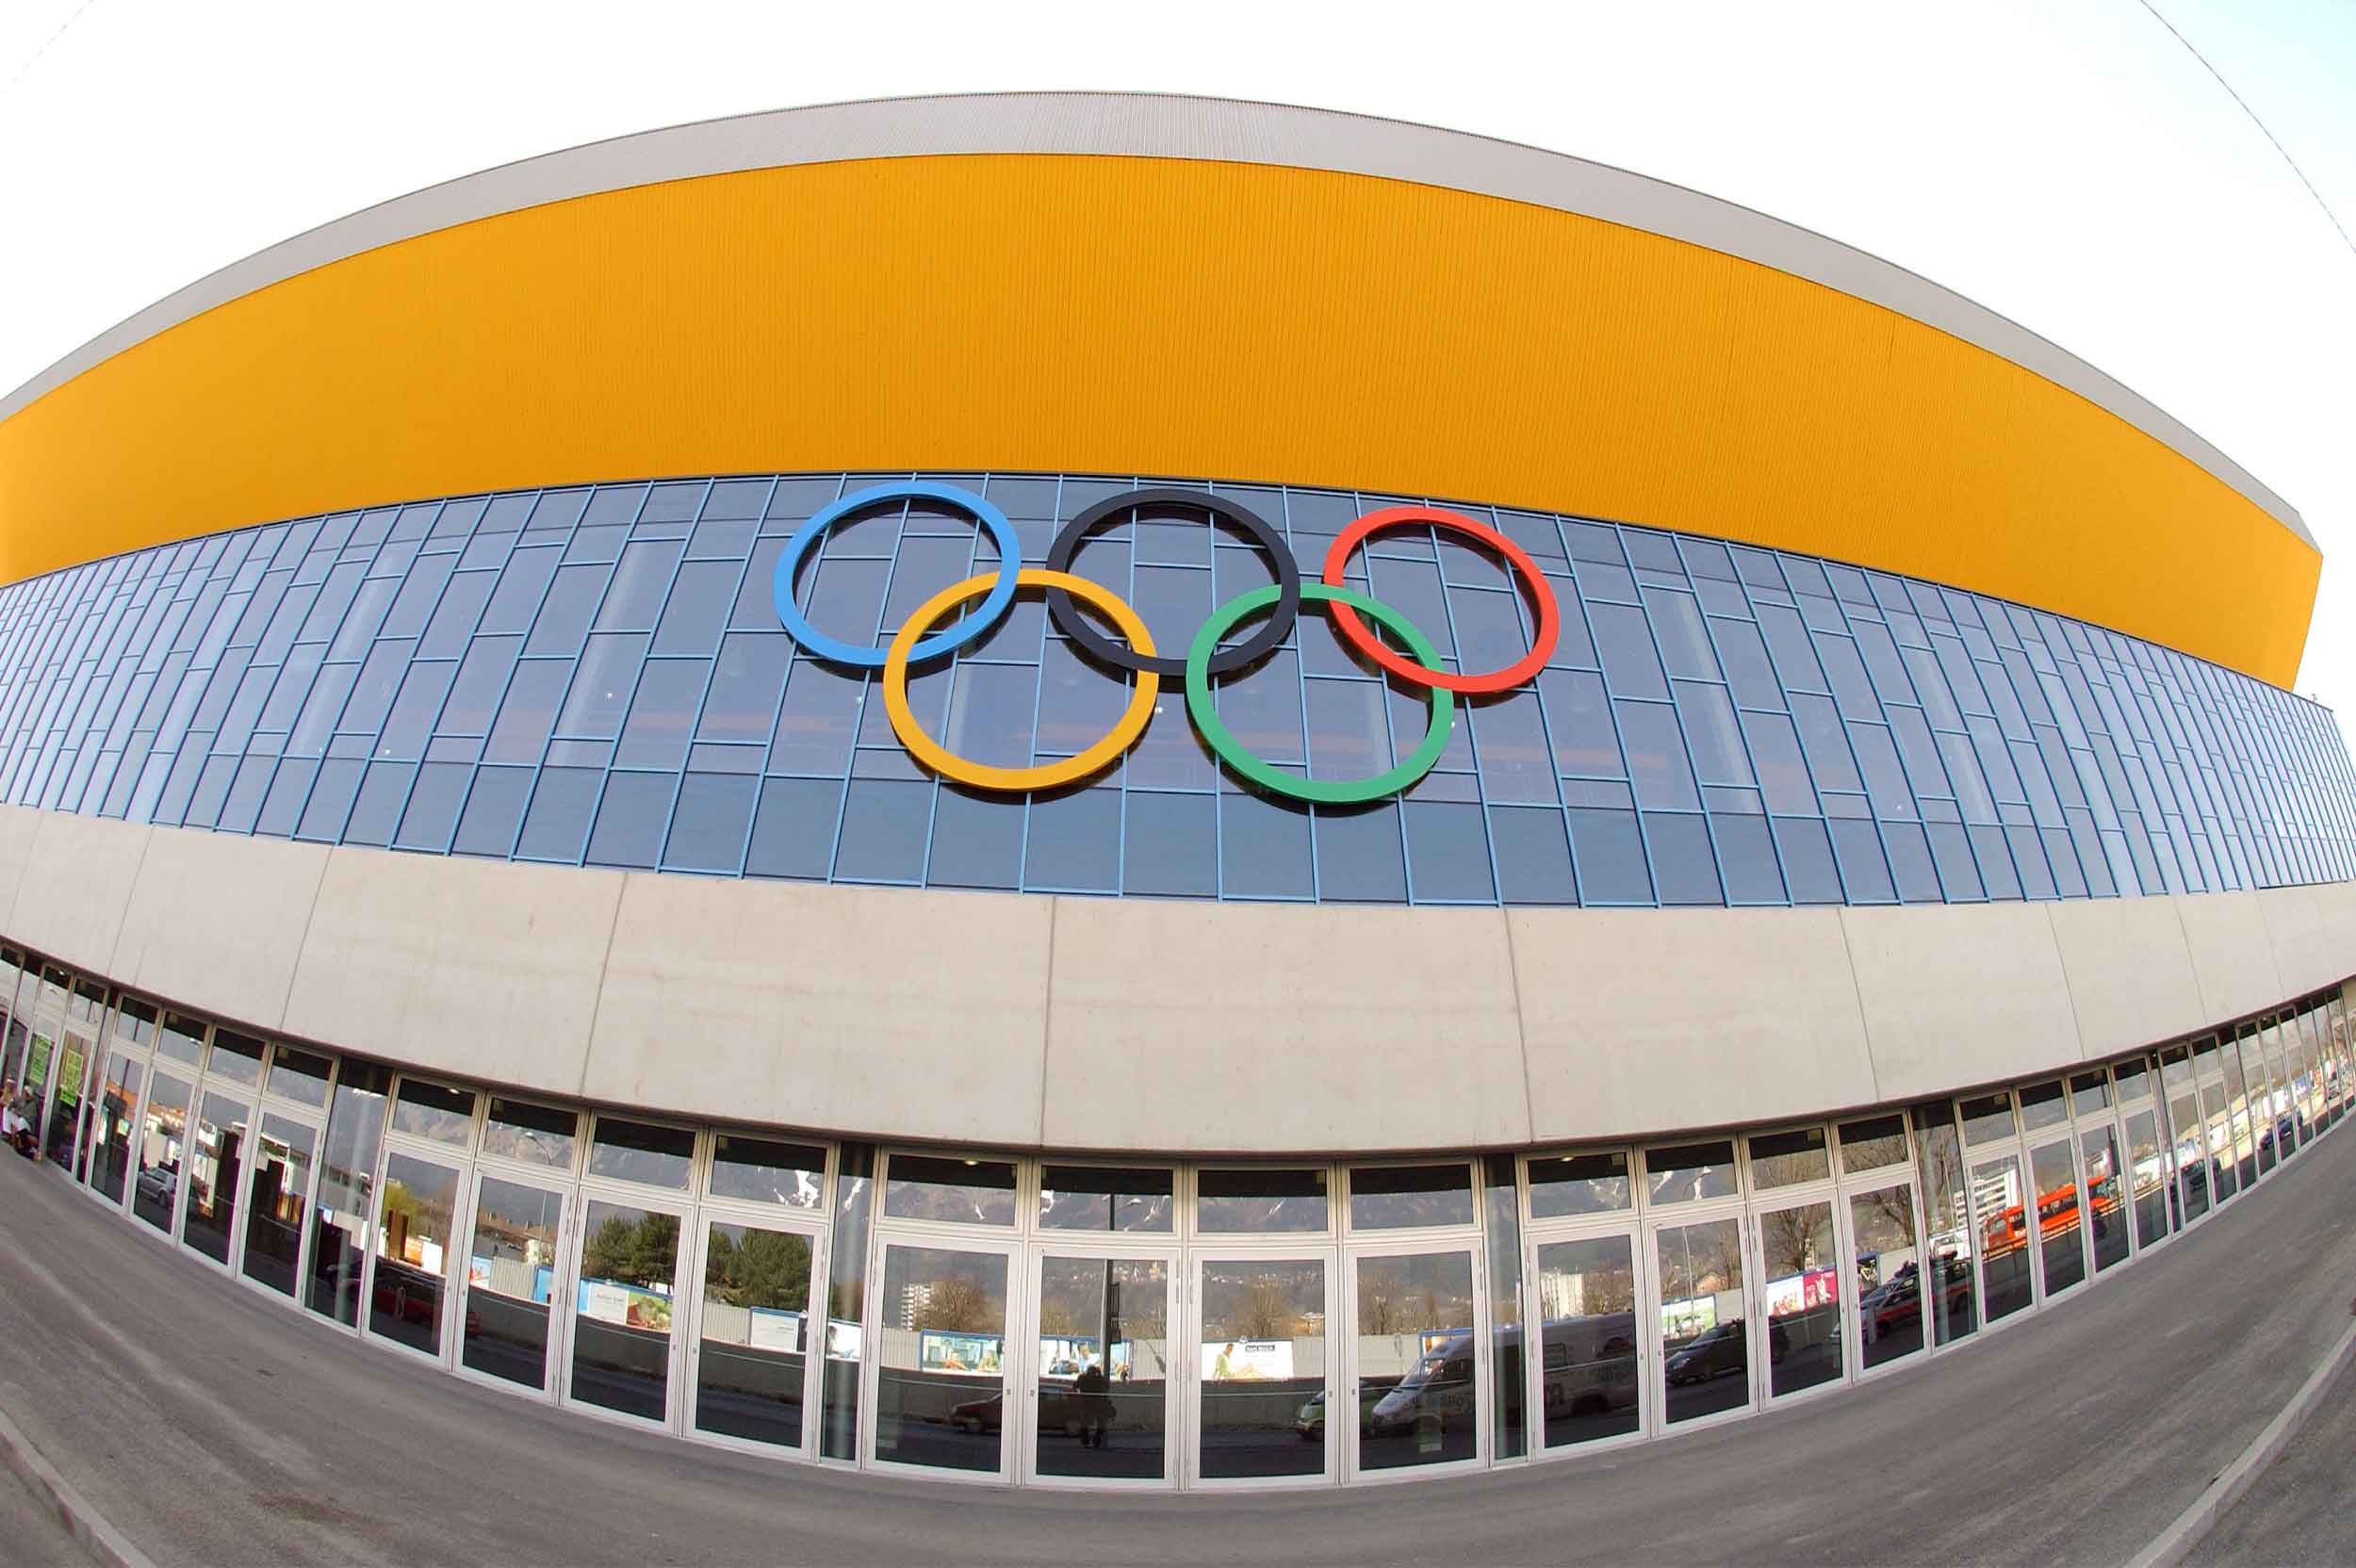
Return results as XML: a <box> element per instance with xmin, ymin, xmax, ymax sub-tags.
<box><xmin>1319</xmin><ymin>506</ymin><xmax>1561</xmax><ymax>694</ymax></box>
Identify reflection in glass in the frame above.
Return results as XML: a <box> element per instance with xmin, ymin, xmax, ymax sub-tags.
<box><xmin>2170</xmin><ymin>1090</ymin><xmax>2211</xmax><ymax>1221</ymax></box>
<box><xmin>2079</xmin><ymin>1125</ymin><xmax>2129</xmax><ymax>1273</ymax></box>
<box><xmin>1747</xmin><ymin>1128</ymin><xmax>1829</xmax><ymax>1190</ymax></box>
<box><xmin>2028</xmin><ymin>1139</ymin><xmax>2085</xmax><ymax>1296</ymax></box>
<box><xmin>391</xmin><ymin>1077</ymin><xmax>476</xmax><ymax>1146</ymax></box>
<box><xmin>481</xmin><ymin>1098</ymin><xmax>578</xmax><ymax>1168</ymax></box>
<box><xmin>1482</xmin><ymin>1155</ymin><xmax>1526</xmax><ymax>1461</ymax></box>
<box><xmin>1850</xmin><ymin>1184</ymin><xmax>1924</xmax><ymax>1370</ymax></box>
<box><xmin>1038</xmin><ymin>1166</ymin><xmax>1175</xmax><ymax>1233</ymax></box>
<box><xmin>370</xmin><ymin>1152</ymin><xmax>459</xmax><ymax>1355</ymax></box>
<box><xmin>1911</xmin><ymin>1103</ymin><xmax>1977</xmax><ymax>1344</ymax></box>
<box><xmin>2017</xmin><ymin>1080</ymin><xmax>2067</xmax><ymax>1134</ymax></box>
<box><xmin>1535</xmin><ymin>1235</ymin><xmax>1640</xmax><ymax>1447</ymax></box>
<box><xmin>310</xmin><ymin>1062</ymin><xmax>388</xmax><ymax>1324</ymax></box>
<box><xmin>1352</xmin><ymin>1250</ymin><xmax>1478</xmax><ymax>1470</ymax></box>
<box><xmin>1349</xmin><ymin>1164</ymin><xmax>1475</xmax><ymax>1231</ymax></box>
<box><xmin>87</xmin><ymin>1053</ymin><xmax>142</xmax><ymax>1204</ymax></box>
<box><xmin>205</xmin><ymin>1028</ymin><xmax>267</xmax><ymax>1089</ymax></box>
<box><xmin>875</xmin><ymin>1244</ymin><xmax>1007</xmax><ymax>1472</ymax></box>
<box><xmin>710</xmin><ymin>1136</ymin><xmax>826</xmax><ymax>1209</ymax></box>
<box><xmin>2203</xmin><ymin>1050</ymin><xmax>2249</xmax><ymax>1200</ymax></box>
<box><xmin>1658</xmin><ymin>1217</ymin><xmax>1748</xmax><ymax>1424</ymax></box>
<box><xmin>697</xmin><ymin>1221</ymin><xmax>815</xmax><ymax>1447</ymax></box>
<box><xmin>1959</xmin><ymin>1093</ymin><xmax>2015</xmax><ymax>1147</ymax></box>
<box><xmin>265</xmin><ymin>1046</ymin><xmax>334</xmax><ymax>1108</ymax></box>
<box><xmin>883</xmin><ymin>1153</ymin><xmax>1018</xmax><ymax>1226</ymax></box>
<box><xmin>1035</xmin><ymin>1256</ymin><xmax>1170</xmax><ymax>1480</ymax></box>
<box><xmin>2070</xmin><ymin>1071</ymin><xmax>2110</xmax><ymax>1120</ymax></box>
<box><xmin>155</xmin><ymin>1010</ymin><xmax>205</xmax><ymax>1066</ymax></box>
<box><xmin>465</xmin><ymin>1177</ymin><xmax>565</xmax><ymax>1388</ymax></box>
<box><xmin>1199</xmin><ymin>1257</ymin><xmax>1326</xmax><ymax>1479</ymax></box>
<box><xmin>821</xmin><ymin>1142</ymin><xmax>874</xmax><ymax>1461</ymax></box>
<box><xmin>1645</xmin><ymin>1141</ymin><xmax>1737</xmax><ymax>1206</ymax></box>
<box><xmin>587</xmin><ymin>1117</ymin><xmax>695</xmax><ymax>1189</ymax></box>
<box><xmin>1527</xmin><ymin>1151</ymin><xmax>1630</xmax><ymax>1217</ymax></box>
<box><xmin>2125</xmin><ymin>1108</ymin><xmax>2169</xmax><ymax>1249</ymax></box>
<box><xmin>573</xmin><ymin>1199</ymin><xmax>681</xmax><ymax>1419</ymax></box>
<box><xmin>1836</xmin><ymin>1115</ymin><xmax>1908</xmax><ymax>1175</ymax></box>
<box><xmin>132</xmin><ymin>1072</ymin><xmax>191</xmax><ymax>1233</ymax></box>
<box><xmin>1758</xmin><ymin>1201</ymin><xmax>1841</xmax><ymax>1396</ymax></box>
<box><xmin>241</xmin><ymin>1113</ymin><xmax>314</xmax><ymax>1297</ymax></box>
<box><xmin>1973</xmin><ymin>1154</ymin><xmax>2033</xmax><ymax>1323</ymax></box>
<box><xmin>1197</xmin><ymin>1168</ymin><xmax>1330</xmax><ymax>1233</ymax></box>
<box><xmin>182</xmin><ymin>1091</ymin><xmax>249</xmax><ymax>1264</ymax></box>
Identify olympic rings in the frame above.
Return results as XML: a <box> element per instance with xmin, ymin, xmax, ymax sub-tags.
<box><xmin>776</xmin><ymin>481</ymin><xmax>1551</xmax><ymax>799</ymax></box>
<box><xmin>1320</xmin><ymin>506</ymin><xmax>1562</xmax><ymax>694</ymax></box>
<box><xmin>1043</xmin><ymin>488</ymin><xmax>1301</xmax><ymax>678</ymax></box>
<box><xmin>1187</xmin><ymin>583</ymin><xmax>1456</xmax><ymax>804</ymax></box>
<box><xmin>773</xmin><ymin>482</ymin><xmax>1021</xmax><ymax>668</ymax></box>
<box><xmin>884</xmin><ymin>569</ymin><xmax>1161</xmax><ymax>793</ymax></box>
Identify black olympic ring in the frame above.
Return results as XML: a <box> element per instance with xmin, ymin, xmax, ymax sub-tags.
<box><xmin>1042</xmin><ymin>487</ymin><xmax>1302</xmax><ymax>678</ymax></box>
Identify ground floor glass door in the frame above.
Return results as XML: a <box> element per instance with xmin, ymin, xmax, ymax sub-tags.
<box><xmin>182</xmin><ymin>1089</ymin><xmax>254</xmax><ymax>1267</ymax></box>
<box><xmin>84</xmin><ymin>1052</ymin><xmax>141</xmax><ymax>1207</ymax></box>
<box><xmin>131</xmin><ymin>1070</ymin><xmax>190</xmax><ymax>1233</ymax></box>
<box><xmin>565</xmin><ymin>1193</ymin><xmax>687</xmax><ymax>1424</ymax></box>
<box><xmin>366</xmin><ymin>1150</ymin><xmax>464</xmax><ymax>1360</ymax></box>
<box><xmin>1347</xmin><ymin>1245</ymin><xmax>1482</xmax><ymax>1477</ymax></box>
<box><xmin>460</xmin><ymin>1173</ymin><xmax>570</xmax><ymax>1393</ymax></box>
<box><xmin>1029</xmin><ymin>1250</ymin><xmax>1174</xmax><ymax>1484</ymax></box>
<box><xmin>1752</xmin><ymin>1197</ymin><xmax>1843</xmax><ymax>1400</ymax></box>
<box><xmin>868</xmin><ymin>1237</ymin><xmax>1016</xmax><ymax>1478</ymax></box>
<box><xmin>1972</xmin><ymin>1152</ymin><xmax>2034</xmax><ymax>1324</ymax></box>
<box><xmin>1530</xmin><ymin>1231</ymin><xmax>1643</xmax><ymax>1450</ymax></box>
<box><xmin>690</xmin><ymin>1214</ymin><xmax>821</xmax><ymax>1451</ymax></box>
<box><xmin>240</xmin><ymin>1112</ymin><xmax>318</xmax><ymax>1298</ymax></box>
<box><xmin>1652</xmin><ymin>1216</ymin><xmax>1751</xmax><ymax>1429</ymax></box>
<box><xmin>1845</xmin><ymin>1182</ymin><xmax>1926</xmax><ymax>1373</ymax></box>
<box><xmin>1195</xmin><ymin>1253</ymin><xmax>1333</xmax><ymax>1485</ymax></box>
<box><xmin>2026</xmin><ymin>1138</ymin><xmax>2086</xmax><ymax>1298</ymax></box>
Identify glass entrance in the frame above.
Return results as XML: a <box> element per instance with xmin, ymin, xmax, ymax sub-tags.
<box><xmin>2077</xmin><ymin>1125</ymin><xmax>2129</xmax><ymax>1274</ymax></box>
<box><xmin>2026</xmin><ymin>1138</ymin><xmax>2085</xmax><ymax>1298</ymax></box>
<box><xmin>1348</xmin><ymin>1246</ymin><xmax>1481</xmax><ymax>1476</ymax></box>
<box><xmin>1196</xmin><ymin>1254</ymin><xmax>1332</xmax><ymax>1484</ymax></box>
<box><xmin>85</xmin><ymin>1053</ymin><xmax>142</xmax><ymax>1206</ymax></box>
<box><xmin>567</xmin><ymin>1195</ymin><xmax>685</xmax><ymax>1423</ymax></box>
<box><xmin>131</xmin><ymin>1070</ymin><xmax>191</xmax><ymax>1233</ymax></box>
<box><xmin>1972</xmin><ymin>1152</ymin><xmax>2034</xmax><ymax>1323</ymax></box>
<box><xmin>460</xmin><ymin>1175</ymin><xmax>568</xmax><ymax>1392</ymax></box>
<box><xmin>1030</xmin><ymin>1251</ymin><xmax>1174</xmax><ymax>1484</ymax></box>
<box><xmin>241</xmin><ymin>1113</ymin><xmax>317</xmax><ymax>1298</ymax></box>
<box><xmin>1653</xmin><ymin>1216</ymin><xmax>1750</xmax><ymax>1428</ymax></box>
<box><xmin>1753</xmin><ymin>1198</ymin><xmax>1842</xmax><ymax>1399</ymax></box>
<box><xmin>868</xmin><ymin>1240</ymin><xmax>1013</xmax><ymax>1476</ymax></box>
<box><xmin>692</xmin><ymin>1216</ymin><xmax>820</xmax><ymax>1451</ymax></box>
<box><xmin>1846</xmin><ymin>1183</ymin><xmax>1925</xmax><ymax>1372</ymax></box>
<box><xmin>183</xmin><ymin>1089</ymin><xmax>253</xmax><ymax>1267</ymax></box>
<box><xmin>1530</xmin><ymin>1232</ymin><xmax>1643</xmax><ymax>1449</ymax></box>
<box><xmin>367</xmin><ymin>1150</ymin><xmax>463</xmax><ymax>1359</ymax></box>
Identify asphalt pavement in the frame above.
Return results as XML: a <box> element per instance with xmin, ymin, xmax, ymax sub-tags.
<box><xmin>2186</xmin><ymin>1343</ymin><xmax>2356</xmax><ymax>1567</ymax></box>
<box><xmin>0</xmin><ymin>1119</ymin><xmax>2351</xmax><ymax>1567</ymax></box>
<box><xmin>0</xmin><ymin>1452</ymin><xmax>92</xmax><ymax>1566</ymax></box>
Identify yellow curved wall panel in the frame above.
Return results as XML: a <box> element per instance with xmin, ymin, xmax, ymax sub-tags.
<box><xmin>0</xmin><ymin>152</ymin><xmax>2320</xmax><ymax>683</ymax></box>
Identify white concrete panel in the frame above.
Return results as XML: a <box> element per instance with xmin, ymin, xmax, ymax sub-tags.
<box><xmin>0</xmin><ymin>803</ymin><xmax>43</xmax><ymax>935</ymax></box>
<box><xmin>2172</xmin><ymin>890</ymin><xmax>2286</xmax><ymax>1025</ymax></box>
<box><xmin>585</xmin><ymin>875</ymin><xmax>1052</xmax><ymax>1148</ymax></box>
<box><xmin>2045</xmin><ymin>897</ymin><xmax>2205</xmax><ymax>1061</ymax></box>
<box><xmin>108</xmin><ymin>825</ymin><xmax>327</xmax><ymax>1032</ymax></box>
<box><xmin>1845</xmin><ymin>902</ymin><xmax>2078</xmax><ymax>1102</ymax></box>
<box><xmin>1043</xmin><ymin>900</ymin><xmax>1525</xmax><ymax>1153</ymax></box>
<box><xmin>7</xmin><ymin>809</ymin><xmax>149</xmax><ymax>976</ymax></box>
<box><xmin>1513</xmin><ymin>906</ymin><xmax>1873</xmax><ymax>1143</ymax></box>
<box><xmin>286</xmin><ymin>846</ymin><xmax>624</xmax><ymax>1094</ymax></box>
<box><xmin>2254</xmin><ymin>882</ymin><xmax>2356</xmax><ymax>998</ymax></box>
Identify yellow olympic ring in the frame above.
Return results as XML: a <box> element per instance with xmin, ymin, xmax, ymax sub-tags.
<box><xmin>883</xmin><ymin>568</ymin><xmax>1160</xmax><ymax>792</ymax></box>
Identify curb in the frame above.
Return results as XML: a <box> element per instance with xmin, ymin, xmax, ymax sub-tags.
<box><xmin>0</xmin><ymin>1398</ymin><xmax>158</xmax><ymax>1568</ymax></box>
<box><xmin>2124</xmin><ymin>1313</ymin><xmax>2356</xmax><ymax>1568</ymax></box>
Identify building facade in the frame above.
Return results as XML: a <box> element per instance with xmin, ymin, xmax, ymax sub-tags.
<box><xmin>0</xmin><ymin>93</ymin><xmax>2351</xmax><ymax>1490</ymax></box>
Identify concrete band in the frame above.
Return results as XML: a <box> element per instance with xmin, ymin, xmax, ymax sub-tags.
<box><xmin>6</xmin><ymin>801</ymin><xmax>2350</xmax><ymax>1155</ymax></box>
<box><xmin>0</xmin><ymin>91</ymin><xmax>2305</xmax><ymax>549</ymax></box>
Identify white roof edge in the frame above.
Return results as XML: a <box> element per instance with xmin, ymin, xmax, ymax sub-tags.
<box><xmin>0</xmin><ymin>90</ymin><xmax>2312</xmax><ymax>549</ymax></box>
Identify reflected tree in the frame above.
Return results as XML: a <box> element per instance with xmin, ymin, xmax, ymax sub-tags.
<box><xmin>703</xmin><ymin>1225</ymin><xmax>810</xmax><ymax>1310</ymax></box>
<box><xmin>582</xmin><ymin>1211</ymin><xmax>680</xmax><ymax>1288</ymax></box>
<box><xmin>912</xmin><ymin>1276</ymin><xmax>995</xmax><ymax>1333</ymax></box>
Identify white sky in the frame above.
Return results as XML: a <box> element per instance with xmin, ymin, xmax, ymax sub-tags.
<box><xmin>4</xmin><ymin>0</ymin><xmax>2350</xmax><ymax>723</ymax></box>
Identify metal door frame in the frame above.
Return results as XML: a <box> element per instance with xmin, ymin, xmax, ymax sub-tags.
<box><xmin>1338</xmin><ymin>1233</ymin><xmax>1488</xmax><ymax>1485</ymax></box>
<box><xmin>859</xmin><ymin>1225</ymin><xmax>1024</xmax><ymax>1485</ymax></box>
<box><xmin>557</xmin><ymin>1178</ymin><xmax>697</xmax><ymax>1435</ymax></box>
<box><xmin>1019</xmin><ymin>1235</ymin><xmax>1183</xmax><ymax>1492</ymax></box>
<box><xmin>1746</xmin><ymin>1186</ymin><xmax>1849</xmax><ymax>1409</ymax></box>
<box><xmin>450</xmin><ymin>1165</ymin><xmax>581</xmax><ymax>1403</ymax></box>
<box><xmin>1521</xmin><ymin>1213</ymin><xmax>1649</xmax><ymax>1462</ymax></box>
<box><xmin>680</xmin><ymin>1199</ymin><xmax>830</xmax><ymax>1461</ymax></box>
<box><xmin>1643</xmin><ymin>1204</ymin><xmax>1756</xmax><ymax>1439</ymax></box>
<box><xmin>1186</xmin><ymin>1243</ymin><xmax>1339</xmax><ymax>1493</ymax></box>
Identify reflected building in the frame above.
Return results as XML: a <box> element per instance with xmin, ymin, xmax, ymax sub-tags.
<box><xmin>0</xmin><ymin>92</ymin><xmax>2352</xmax><ymax>1493</ymax></box>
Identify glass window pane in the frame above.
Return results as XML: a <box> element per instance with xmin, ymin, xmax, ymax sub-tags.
<box><xmin>131</xmin><ymin>1071</ymin><xmax>191</xmax><ymax>1232</ymax></box>
<box><xmin>309</xmin><ymin>1062</ymin><xmax>388</xmax><ymax>1324</ymax></box>
<box><xmin>1911</xmin><ymin>1103</ymin><xmax>1977</xmax><ymax>1345</ymax></box>
<box><xmin>1527</xmin><ymin>1151</ymin><xmax>1631</xmax><ymax>1217</ymax></box>
<box><xmin>370</xmin><ymin>1152</ymin><xmax>460</xmax><ymax>1355</ymax></box>
<box><xmin>1035</xmin><ymin>1256</ymin><xmax>1169</xmax><ymax>1480</ymax></box>
<box><xmin>1659</xmin><ymin>1217</ymin><xmax>1747</xmax><ymax>1424</ymax></box>
<box><xmin>2029</xmin><ymin>1138</ymin><xmax>2086</xmax><ymax>1296</ymax></box>
<box><xmin>87</xmin><ymin>1053</ymin><xmax>143</xmax><ymax>1205</ymax></box>
<box><xmin>182</xmin><ymin>1090</ymin><xmax>251</xmax><ymax>1265</ymax></box>
<box><xmin>1645</xmin><ymin>1140</ymin><xmax>1736</xmax><ymax>1205</ymax></box>
<box><xmin>205</xmin><ymin>1026</ymin><xmax>265</xmax><ymax>1087</ymax></box>
<box><xmin>1348</xmin><ymin>1163</ymin><xmax>1475</xmax><ymax>1230</ymax></box>
<box><xmin>1353</xmin><ymin>1249</ymin><xmax>1479</xmax><ymax>1469</ymax></box>
<box><xmin>1757</xmin><ymin>1200</ymin><xmax>1841</xmax><ymax>1396</ymax></box>
<box><xmin>1037</xmin><ymin>1165</ymin><xmax>1176</xmax><ymax>1233</ymax></box>
<box><xmin>574</xmin><ymin>1199</ymin><xmax>680</xmax><ymax>1419</ymax></box>
<box><xmin>883</xmin><ymin>1153</ymin><xmax>1018</xmax><ymax>1226</ymax></box>
<box><xmin>481</xmin><ymin>1098</ymin><xmax>578</xmax><ymax>1168</ymax></box>
<box><xmin>1959</xmin><ymin>1093</ymin><xmax>2016</xmax><ymax>1146</ymax></box>
<box><xmin>265</xmin><ymin>1045</ymin><xmax>333</xmax><ymax>1108</ymax></box>
<box><xmin>242</xmin><ymin>1112</ymin><xmax>314</xmax><ymax>1297</ymax></box>
<box><xmin>587</xmin><ymin>1117</ymin><xmax>695</xmax><ymax>1190</ymax></box>
<box><xmin>464</xmin><ymin>1176</ymin><xmax>565</xmax><ymax>1389</ymax></box>
<box><xmin>2080</xmin><ymin>1125</ymin><xmax>2130</xmax><ymax>1273</ymax></box>
<box><xmin>391</xmin><ymin>1076</ymin><xmax>475</xmax><ymax>1146</ymax></box>
<box><xmin>1535</xmin><ymin>1234</ymin><xmax>1640</xmax><ymax>1447</ymax></box>
<box><xmin>1838</xmin><ymin>1114</ymin><xmax>1908</xmax><ymax>1174</ymax></box>
<box><xmin>1974</xmin><ymin>1154</ymin><xmax>2034</xmax><ymax>1322</ymax></box>
<box><xmin>1747</xmin><ymin>1126</ymin><xmax>1829</xmax><ymax>1189</ymax></box>
<box><xmin>1197</xmin><ymin>1167</ymin><xmax>1331</xmax><ymax>1233</ymax></box>
<box><xmin>1199</xmin><ymin>1257</ymin><xmax>1327</xmax><ymax>1478</ymax></box>
<box><xmin>709</xmin><ymin>1135</ymin><xmax>826</xmax><ymax>1210</ymax></box>
<box><xmin>1850</xmin><ymin>1184</ymin><xmax>1924</xmax><ymax>1370</ymax></box>
<box><xmin>696</xmin><ymin>1220</ymin><xmax>814</xmax><ymax>1447</ymax></box>
<box><xmin>875</xmin><ymin>1243</ymin><xmax>1008</xmax><ymax>1472</ymax></box>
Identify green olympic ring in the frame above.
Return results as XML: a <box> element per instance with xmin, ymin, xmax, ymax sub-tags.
<box><xmin>1185</xmin><ymin>582</ymin><xmax>1455</xmax><ymax>806</ymax></box>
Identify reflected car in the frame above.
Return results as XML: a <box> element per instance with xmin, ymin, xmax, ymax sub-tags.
<box><xmin>1293</xmin><ymin>1386</ymin><xmax>1386</xmax><ymax>1441</ymax></box>
<box><xmin>1664</xmin><ymin>1319</ymin><xmax>1787</xmax><ymax>1383</ymax></box>
<box><xmin>1367</xmin><ymin>1335</ymin><xmax>1478</xmax><ymax>1436</ymax></box>
<box><xmin>951</xmin><ymin>1392</ymin><xmax>1004</xmax><ymax>1434</ymax></box>
<box><xmin>134</xmin><ymin>1166</ymin><xmax>175</xmax><ymax>1209</ymax></box>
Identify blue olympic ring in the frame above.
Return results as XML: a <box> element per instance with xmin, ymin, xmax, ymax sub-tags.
<box><xmin>771</xmin><ymin>482</ymin><xmax>1022</xmax><ymax>667</ymax></box>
